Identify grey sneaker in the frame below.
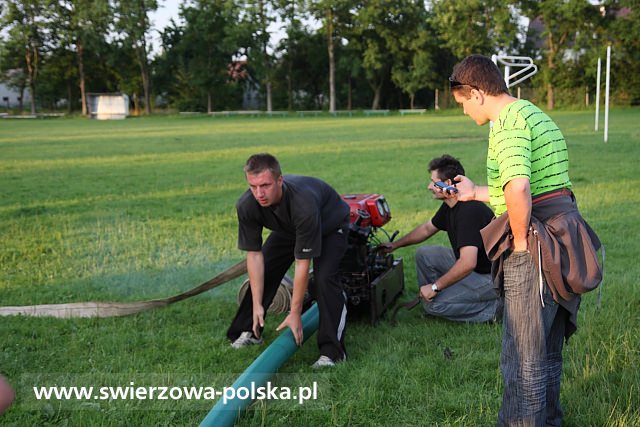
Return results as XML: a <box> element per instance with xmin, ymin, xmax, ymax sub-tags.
<box><xmin>311</xmin><ymin>355</ymin><xmax>336</xmax><ymax>369</ymax></box>
<box><xmin>231</xmin><ymin>332</ymin><xmax>263</xmax><ymax>349</ymax></box>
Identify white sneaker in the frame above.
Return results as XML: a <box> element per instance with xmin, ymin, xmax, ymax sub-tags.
<box><xmin>231</xmin><ymin>332</ymin><xmax>263</xmax><ymax>349</ymax></box>
<box><xmin>311</xmin><ymin>355</ymin><xmax>336</xmax><ymax>368</ymax></box>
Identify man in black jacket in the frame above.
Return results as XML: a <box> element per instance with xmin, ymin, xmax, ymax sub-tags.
<box><xmin>227</xmin><ymin>153</ymin><xmax>350</xmax><ymax>368</ymax></box>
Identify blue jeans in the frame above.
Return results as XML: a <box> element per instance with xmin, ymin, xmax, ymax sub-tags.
<box><xmin>415</xmin><ymin>245</ymin><xmax>500</xmax><ymax>323</ymax></box>
<box><xmin>498</xmin><ymin>250</ymin><xmax>569</xmax><ymax>427</ymax></box>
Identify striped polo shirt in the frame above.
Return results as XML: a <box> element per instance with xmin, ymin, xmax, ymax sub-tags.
<box><xmin>487</xmin><ymin>99</ymin><xmax>572</xmax><ymax>215</ymax></box>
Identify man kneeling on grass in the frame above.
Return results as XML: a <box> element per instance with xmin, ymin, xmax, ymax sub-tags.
<box><xmin>226</xmin><ymin>153</ymin><xmax>350</xmax><ymax>368</ymax></box>
<box><xmin>379</xmin><ymin>155</ymin><xmax>502</xmax><ymax>323</ymax></box>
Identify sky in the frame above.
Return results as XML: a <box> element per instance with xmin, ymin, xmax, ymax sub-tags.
<box><xmin>147</xmin><ymin>0</ymin><xmax>181</xmax><ymax>54</ymax></box>
<box><xmin>147</xmin><ymin>0</ymin><xmax>307</xmax><ymax>56</ymax></box>
<box><xmin>149</xmin><ymin>0</ymin><xmax>182</xmax><ymax>34</ymax></box>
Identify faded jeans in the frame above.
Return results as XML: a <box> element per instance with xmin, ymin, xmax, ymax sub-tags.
<box><xmin>498</xmin><ymin>250</ymin><xmax>569</xmax><ymax>427</ymax></box>
<box><xmin>415</xmin><ymin>245</ymin><xmax>501</xmax><ymax>323</ymax></box>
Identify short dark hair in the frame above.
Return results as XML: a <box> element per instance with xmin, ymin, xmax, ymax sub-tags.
<box><xmin>428</xmin><ymin>155</ymin><xmax>465</xmax><ymax>181</ymax></box>
<box><xmin>244</xmin><ymin>153</ymin><xmax>282</xmax><ymax>178</ymax></box>
<box><xmin>450</xmin><ymin>54</ymin><xmax>509</xmax><ymax>97</ymax></box>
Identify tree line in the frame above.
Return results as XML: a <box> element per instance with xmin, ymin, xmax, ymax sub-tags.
<box><xmin>1</xmin><ymin>0</ymin><xmax>638</xmax><ymax>115</ymax></box>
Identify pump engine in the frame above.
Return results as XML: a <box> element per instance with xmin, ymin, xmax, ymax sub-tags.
<box><xmin>238</xmin><ymin>193</ymin><xmax>405</xmax><ymax>324</ymax></box>
<box><xmin>338</xmin><ymin>194</ymin><xmax>404</xmax><ymax>323</ymax></box>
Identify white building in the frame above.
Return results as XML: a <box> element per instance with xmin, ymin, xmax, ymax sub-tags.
<box><xmin>87</xmin><ymin>93</ymin><xmax>129</xmax><ymax>120</ymax></box>
<box><xmin>0</xmin><ymin>83</ymin><xmax>30</xmax><ymax>109</ymax></box>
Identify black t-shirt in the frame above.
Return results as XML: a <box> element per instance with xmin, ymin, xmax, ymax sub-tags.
<box><xmin>236</xmin><ymin>175</ymin><xmax>350</xmax><ymax>259</ymax></box>
<box><xmin>431</xmin><ymin>201</ymin><xmax>494</xmax><ymax>274</ymax></box>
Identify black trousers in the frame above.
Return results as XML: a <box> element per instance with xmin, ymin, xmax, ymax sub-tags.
<box><xmin>227</xmin><ymin>225</ymin><xmax>349</xmax><ymax>361</ymax></box>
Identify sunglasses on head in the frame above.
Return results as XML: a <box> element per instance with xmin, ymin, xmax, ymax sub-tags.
<box><xmin>449</xmin><ymin>76</ymin><xmax>478</xmax><ymax>91</ymax></box>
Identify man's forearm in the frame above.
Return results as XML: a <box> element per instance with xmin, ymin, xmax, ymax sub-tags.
<box><xmin>394</xmin><ymin>222</ymin><xmax>437</xmax><ymax>249</ymax></box>
<box><xmin>432</xmin><ymin>258</ymin><xmax>474</xmax><ymax>289</ymax></box>
<box><xmin>472</xmin><ymin>185</ymin><xmax>490</xmax><ymax>202</ymax></box>
<box><xmin>428</xmin><ymin>246</ymin><xmax>479</xmax><ymax>290</ymax></box>
<box><xmin>503</xmin><ymin>178</ymin><xmax>531</xmax><ymax>251</ymax></box>
<box><xmin>290</xmin><ymin>258</ymin><xmax>311</xmax><ymax>314</ymax></box>
<box><xmin>247</xmin><ymin>251</ymin><xmax>265</xmax><ymax>307</ymax></box>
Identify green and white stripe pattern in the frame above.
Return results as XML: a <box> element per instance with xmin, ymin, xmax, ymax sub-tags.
<box><xmin>487</xmin><ymin>99</ymin><xmax>572</xmax><ymax>215</ymax></box>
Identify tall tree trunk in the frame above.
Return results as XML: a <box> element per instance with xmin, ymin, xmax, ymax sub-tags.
<box><xmin>136</xmin><ymin>45</ymin><xmax>151</xmax><ymax>114</ymax></box>
<box><xmin>266</xmin><ymin>81</ymin><xmax>272</xmax><ymax>112</ymax></box>
<box><xmin>78</xmin><ymin>42</ymin><xmax>88</xmax><ymax>116</ymax></box>
<box><xmin>546</xmin><ymin>33</ymin><xmax>556</xmax><ymax>110</ymax></box>
<box><xmin>207</xmin><ymin>91</ymin><xmax>212</xmax><ymax>113</ymax></box>
<box><xmin>347</xmin><ymin>77</ymin><xmax>352</xmax><ymax>111</ymax></box>
<box><xmin>371</xmin><ymin>82</ymin><xmax>382</xmax><ymax>110</ymax></box>
<box><xmin>133</xmin><ymin>92</ymin><xmax>139</xmax><ymax>115</ymax></box>
<box><xmin>262</xmin><ymin>49</ymin><xmax>273</xmax><ymax>112</ymax></box>
<box><xmin>25</xmin><ymin>48</ymin><xmax>38</xmax><ymax>114</ymax></box>
<box><xmin>444</xmin><ymin>82</ymin><xmax>450</xmax><ymax>109</ymax></box>
<box><xmin>29</xmin><ymin>83</ymin><xmax>36</xmax><ymax>114</ymax></box>
<box><xmin>263</xmin><ymin>43</ymin><xmax>272</xmax><ymax>112</ymax></box>
<box><xmin>141</xmin><ymin>62</ymin><xmax>151</xmax><ymax>114</ymax></box>
<box><xmin>287</xmin><ymin>61</ymin><xmax>293</xmax><ymax>111</ymax></box>
<box><xmin>18</xmin><ymin>86</ymin><xmax>25</xmax><ymax>111</ymax></box>
<box><xmin>67</xmin><ymin>83</ymin><xmax>73</xmax><ymax>114</ymax></box>
<box><xmin>327</xmin><ymin>8</ymin><xmax>336</xmax><ymax>113</ymax></box>
<box><xmin>410</xmin><ymin>94</ymin><xmax>415</xmax><ymax>109</ymax></box>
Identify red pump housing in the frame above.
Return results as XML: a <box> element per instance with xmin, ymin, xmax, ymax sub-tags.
<box><xmin>341</xmin><ymin>194</ymin><xmax>391</xmax><ymax>228</ymax></box>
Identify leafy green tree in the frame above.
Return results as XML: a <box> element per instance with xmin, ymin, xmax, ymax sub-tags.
<box><xmin>353</xmin><ymin>0</ymin><xmax>434</xmax><ymax>109</ymax></box>
<box><xmin>430</xmin><ymin>0</ymin><xmax>520</xmax><ymax>59</ymax></box>
<box><xmin>109</xmin><ymin>39</ymin><xmax>145</xmax><ymax>113</ymax></box>
<box><xmin>51</xmin><ymin>0</ymin><xmax>111</xmax><ymax>115</ymax></box>
<box><xmin>385</xmin><ymin>2</ymin><xmax>439</xmax><ymax>109</ymax></box>
<box><xmin>273</xmin><ymin>0</ymin><xmax>305</xmax><ymax>110</ymax></box>
<box><xmin>154</xmin><ymin>1</ymin><xmax>244</xmax><ymax>112</ymax></box>
<box><xmin>306</xmin><ymin>0</ymin><xmax>356</xmax><ymax>112</ymax></box>
<box><xmin>603</xmin><ymin>0</ymin><xmax>640</xmax><ymax>104</ymax></box>
<box><xmin>37</xmin><ymin>44</ymin><xmax>76</xmax><ymax>111</ymax></box>
<box><xmin>1</xmin><ymin>0</ymin><xmax>51</xmax><ymax>113</ymax></box>
<box><xmin>519</xmin><ymin>0</ymin><xmax>598</xmax><ymax>109</ymax></box>
<box><xmin>241</xmin><ymin>0</ymin><xmax>279</xmax><ymax>111</ymax></box>
<box><xmin>274</xmin><ymin>26</ymin><xmax>329</xmax><ymax>109</ymax></box>
<box><xmin>113</xmin><ymin>0</ymin><xmax>158</xmax><ymax>114</ymax></box>
<box><xmin>0</xmin><ymin>36</ymin><xmax>29</xmax><ymax>110</ymax></box>
<box><xmin>152</xmin><ymin>19</ymin><xmax>183</xmax><ymax>108</ymax></box>
<box><xmin>334</xmin><ymin>31</ymin><xmax>363</xmax><ymax>110</ymax></box>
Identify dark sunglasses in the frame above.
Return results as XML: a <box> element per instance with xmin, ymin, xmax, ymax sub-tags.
<box><xmin>449</xmin><ymin>76</ymin><xmax>478</xmax><ymax>90</ymax></box>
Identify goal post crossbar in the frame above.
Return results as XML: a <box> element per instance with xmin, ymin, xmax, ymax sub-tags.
<box><xmin>492</xmin><ymin>55</ymin><xmax>538</xmax><ymax>88</ymax></box>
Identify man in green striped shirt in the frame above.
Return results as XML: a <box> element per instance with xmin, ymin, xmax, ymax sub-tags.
<box><xmin>449</xmin><ymin>54</ymin><xmax>575</xmax><ymax>426</ymax></box>
<box><xmin>487</xmin><ymin>99</ymin><xmax>572</xmax><ymax>216</ymax></box>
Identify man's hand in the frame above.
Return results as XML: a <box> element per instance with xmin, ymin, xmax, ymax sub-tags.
<box><xmin>377</xmin><ymin>242</ymin><xmax>395</xmax><ymax>254</ymax></box>
<box><xmin>452</xmin><ymin>175</ymin><xmax>490</xmax><ymax>203</ymax></box>
<box><xmin>512</xmin><ymin>237</ymin><xmax>529</xmax><ymax>252</ymax></box>
<box><xmin>276</xmin><ymin>312</ymin><xmax>304</xmax><ymax>346</ymax></box>
<box><xmin>503</xmin><ymin>177</ymin><xmax>532</xmax><ymax>252</ymax></box>
<box><xmin>252</xmin><ymin>304</ymin><xmax>265</xmax><ymax>338</ymax></box>
<box><xmin>451</xmin><ymin>175</ymin><xmax>475</xmax><ymax>202</ymax></box>
<box><xmin>420</xmin><ymin>285</ymin><xmax>437</xmax><ymax>302</ymax></box>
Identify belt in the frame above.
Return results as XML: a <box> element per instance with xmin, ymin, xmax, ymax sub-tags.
<box><xmin>532</xmin><ymin>188</ymin><xmax>572</xmax><ymax>205</ymax></box>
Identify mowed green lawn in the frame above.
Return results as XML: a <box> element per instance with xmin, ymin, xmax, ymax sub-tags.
<box><xmin>1</xmin><ymin>109</ymin><xmax>638</xmax><ymax>426</ymax></box>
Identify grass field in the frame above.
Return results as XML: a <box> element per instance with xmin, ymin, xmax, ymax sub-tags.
<box><xmin>1</xmin><ymin>109</ymin><xmax>639</xmax><ymax>426</ymax></box>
